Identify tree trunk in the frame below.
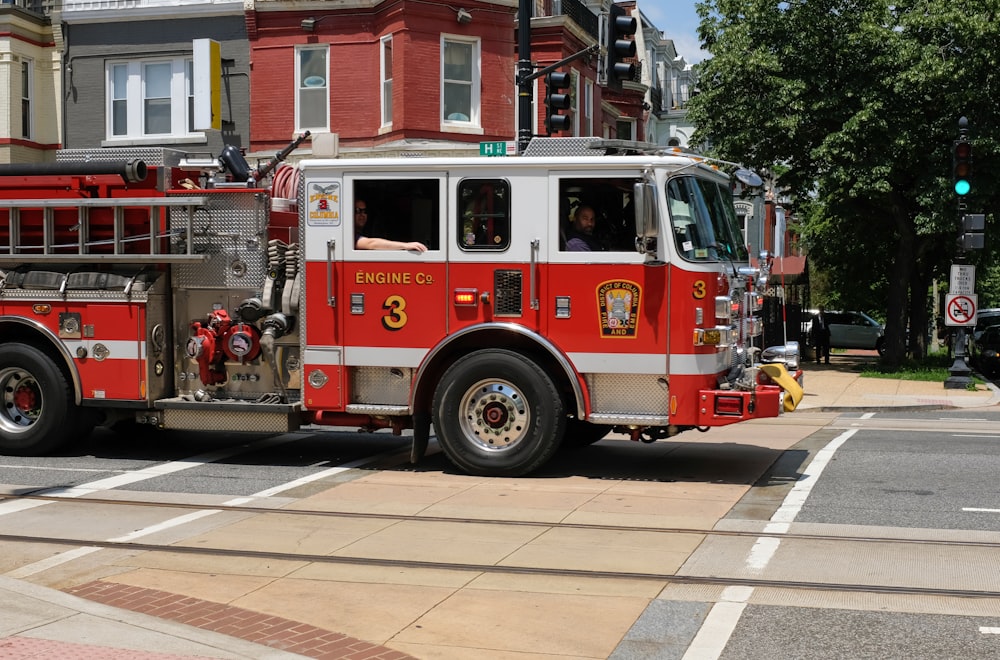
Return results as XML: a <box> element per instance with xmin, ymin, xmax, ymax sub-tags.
<box><xmin>884</xmin><ymin>208</ymin><xmax>916</xmax><ymax>368</ymax></box>
<box><xmin>908</xmin><ymin>263</ymin><xmax>930</xmax><ymax>360</ymax></box>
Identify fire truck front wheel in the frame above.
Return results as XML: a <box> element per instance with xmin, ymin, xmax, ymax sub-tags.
<box><xmin>433</xmin><ymin>350</ymin><xmax>566</xmax><ymax>477</ymax></box>
<box><xmin>0</xmin><ymin>343</ymin><xmax>78</xmax><ymax>455</ymax></box>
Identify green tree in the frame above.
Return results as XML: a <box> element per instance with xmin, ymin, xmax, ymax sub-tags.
<box><xmin>689</xmin><ymin>0</ymin><xmax>1000</xmax><ymax>366</ymax></box>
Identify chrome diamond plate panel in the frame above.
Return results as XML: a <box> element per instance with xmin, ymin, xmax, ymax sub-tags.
<box><xmin>351</xmin><ymin>367</ymin><xmax>412</xmax><ymax>406</ymax></box>
<box><xmin>56</xmin><ymin>147</ymin><xmax>189</xmax><ymax>167</ymax></box>
<box><xmin>161</xmin><ymin>408</ymin><xmax>298</xmax><ymax>432</ymax></box>
<box><xmin>586</xmin><ymin>373</ymin><xmax>669</xmax><ymax>416</ymax></box>
<box><xmin>170</xmin><ymin>192</ymin><xmax>269</xmax><ymax>289</ymax></box>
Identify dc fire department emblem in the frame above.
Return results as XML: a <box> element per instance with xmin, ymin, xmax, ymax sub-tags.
<box><xmin>597</xmin><ymin>280</ymin><xmax>641</xmax><ymax>338</ymax></box>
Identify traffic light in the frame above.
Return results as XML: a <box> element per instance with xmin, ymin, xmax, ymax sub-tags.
<box><xmin>605</xmin><ymin>4</ymin><xmax>637</xmax><ymax>91</ymax></box>
<box><xmin>953</xmin><ymin>138</ymin><xmax>972</xmax><ymax>196</ymax></box>
<box><xmin>544</xmin><ymin>71</ymin><xmax>571</xmax><ymax>134</ymax></box>
<box><xmin>959</xmin><ymin>213</ymin><xmax>985</xmax><ymax>250</ymax></box>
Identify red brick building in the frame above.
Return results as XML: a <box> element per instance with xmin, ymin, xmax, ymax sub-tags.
<box><xmin>246</xmin><ymin>0</ymin><xmax>644</xmax><ymax>158</ymax></box>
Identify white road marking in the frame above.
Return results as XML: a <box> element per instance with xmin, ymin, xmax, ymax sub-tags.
<box><xmin>962</xmin><ymin>507</ymin><xmax>1000</xmax><ymax>513</ymax></box>
<box><xmin>682</xmin><ymin>429</ymin><xmax>858</xmax><ymax>660</ymax></box>
<box><xmin>682</xmin><ymin>601</ymin><xmax>746</xmax><ymax>660</ymax></box>
<box><xmin>850</xmin><ymin>413</ymin><xmax>875</xmax><ymax>427</ymax></box>
<box><xmin>981</xmin><ymin>627</ymin><xmax>1000</xmax><ymax>635</ymax></box>
<box><xmin>3</xmin><ymin>438</ymin><xmax>405</xmax><ymax>578</ymax></box>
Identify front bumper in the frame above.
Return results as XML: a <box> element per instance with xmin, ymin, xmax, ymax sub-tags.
<box><xmin>696</xmin><ymin>363</ymin><xmax>804</xmax><ymax>426</ymax></box>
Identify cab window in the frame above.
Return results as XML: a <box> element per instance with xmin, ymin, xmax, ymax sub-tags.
<box><xmin>558</xmin><ymin>177</ymin><xmax>639</xmax><ymax>251</ymax></box>
<box><xmin>458</xmin><ymin>179</ymin><xmax>510</xmax><ymax>250</ymax></box>
<box><xmin>352</xmin><ymin>179</ymin><xmax>440</xmax><ymax>250</ymax></box>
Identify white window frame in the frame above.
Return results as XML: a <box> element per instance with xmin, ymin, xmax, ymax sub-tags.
<box><xmin>380</xmin><ymin>35</ymin><xmax>393</xmax><ymax>129</ymax></box>
<box><xmin>583</xmin><ymin>78</ymin><xmax>594</xmax><ymax>137</ymax></box>
<box><xmin>104</xmin><ymin>57</ymin><xmax>203</xmax><ymax>145</ymax></box>
<box><xmin>20</xmin><ymin>58</ymin><xmax>32</xmax><ymax>140</ymax></box>
<box><xmin>570</xmin><ymin>69</ymin><xmax>580</xmax><ymax>136</ymax></box>
<box><xmin>440</xmin><ymin>34</ymin><xmax>482</xmax><ymax>134</ymax></box>
<box><xmin>295</xmin><ymin>44</ymin><xmax>330</xmax><ymax>133</ymax></box>
<box><xmin>616</xmin><ymin>117</ymin><xmax>636</xmax><ymax>140</ymax></box>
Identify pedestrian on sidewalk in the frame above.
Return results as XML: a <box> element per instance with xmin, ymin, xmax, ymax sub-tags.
<box><xmin>811</xmin><ymin>306</ymin><xmax>831</xmax><ymax>364</ymax></box>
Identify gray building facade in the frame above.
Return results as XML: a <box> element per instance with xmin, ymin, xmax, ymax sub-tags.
<box><xmin>62</xmin><ymin>8</ymin><xmax>249</xmax><ymax>156</ymax></box>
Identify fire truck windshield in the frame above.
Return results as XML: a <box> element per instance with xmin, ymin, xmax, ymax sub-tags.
<box><xmin>667</xmin><ymin>176</ymin><xmax>749</xmax><ymax>263</ymax></box>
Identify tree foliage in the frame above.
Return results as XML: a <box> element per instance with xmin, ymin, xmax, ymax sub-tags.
<box><xmin>689</xmin><ymin>0</ymin><xmax>1000</xmax><ymax>365</ymax></box>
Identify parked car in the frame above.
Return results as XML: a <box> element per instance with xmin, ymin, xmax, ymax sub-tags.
<box><xmin>973</xmin><ymin>308</ymin><xmax>1000</xmax><ymax>342</ymax></box>
<box><xmin>803</xmin><ymin>310</ymin><xmax>886</xmax><ymax>356</ymax></box>
<box><xmin>971</xmin><ymin>324</ymin><xmax>1000</xmax><ymax>379</ymax></box>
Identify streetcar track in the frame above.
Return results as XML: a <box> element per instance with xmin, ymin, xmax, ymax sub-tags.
<box><xmin>1</xmin><ymin>530</ymin><xmax>998</xmax><ymax>601</ymax></box>
<box><xmin>2</xmin><ymin>492</ymin><xmax>999</xmax><ymax>549</ymax></box>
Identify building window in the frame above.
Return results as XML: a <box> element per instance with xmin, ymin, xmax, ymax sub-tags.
<box><xmin>583</xmin><ymin>78</ymin><xmax>593</xmax><ymax>137</ymax></box>
<box><xmin>459</xmin><ymin>179</ymin><xmax>510</xmax><ymax>250</ymax></box>
<box><xmin>616</xmin><ymin>118</ymin><xmax>635</xmax><ymax>140</ymax></box>
<box><xmin>111</xmin><ymin>64</ymin><xmax>127</xmax><ymax>136</ymax></box>
<box><xmin>296</xmin><ymin>45</ymin><xmax>329</xmax><ymax>132</ymax></box>
<box><xmin>186</xmin><ymin>60</ymin><xmax>194</xmax><ymax>133</ymax></box>
<box><xmin>381</xmin><ymin>36</ymin><xmax>393</xmax><ymax>127</ymax></box>
<box><xmin>106</xmin><ymin>58</ymin><xmax>197</xmax><ymax>140</ymax></box>
<box><xmin>20</xmin><ymin>59</ymin><xmax>32</xmax><ymax>139</ymax></box>
<box><xmin>441</xmin><ymin>36</ymin><xmax>479</xmax><ymax>124</ymax></box>
<box><xmin>143</xmin><ymin>62</ymin><xmax>172</xmax><ymax>134</ymax></box>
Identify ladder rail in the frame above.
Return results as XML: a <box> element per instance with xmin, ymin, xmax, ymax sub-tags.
<box><xmin>0</xmin><ymin>196</ymin><xmax>209</xmax><ymax>264</ymax></box>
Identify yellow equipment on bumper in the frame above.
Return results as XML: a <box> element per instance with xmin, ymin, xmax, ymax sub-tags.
<box><xmin>760</xmin><ymin>363</ymin><xmax>804</xmax><ymax>412</ymax></box>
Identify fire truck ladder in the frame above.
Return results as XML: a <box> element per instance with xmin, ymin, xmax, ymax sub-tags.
<box><xmin>0</xmin><ymin>196</ymin><xmax>210</xmax><ymax>265</ymax></box>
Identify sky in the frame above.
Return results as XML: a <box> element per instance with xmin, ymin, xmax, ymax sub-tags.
<box><xmin>641</xmin><ymin>0</ymin><xmax>707</xmax><ymax>64</ymax></box>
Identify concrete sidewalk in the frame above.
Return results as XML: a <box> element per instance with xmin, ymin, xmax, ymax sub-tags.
<box><xmin>1</xmin><ymin>353</ymin><xmax>996</xmax><ymax>660</ymax></box>
<box><xmin>796</xmin><ymin>352</ymin><xmax>1000</xmax><ymax>411</ymax></box>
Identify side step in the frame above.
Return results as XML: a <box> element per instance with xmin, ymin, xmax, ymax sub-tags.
<box><xmin>588</xmin><ymin>413</ymin><xmax>670</xmax><ymax>426</ymax></box>
<box><xmin>154</xmin><ymin>397</ymin><xmax>302</xmax><ymax>433</ymax></box>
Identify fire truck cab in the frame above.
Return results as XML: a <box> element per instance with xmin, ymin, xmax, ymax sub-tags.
<box><xmin>0</xmin><ymin>138</ymin><xmax>802</xmax><ymax>476</ymax></box>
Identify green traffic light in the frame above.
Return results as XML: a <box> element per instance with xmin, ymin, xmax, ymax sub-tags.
<box><xmin>955</xmin><ymin>179</ymin><xmax>971</xmax><ymax>195</ymax></box>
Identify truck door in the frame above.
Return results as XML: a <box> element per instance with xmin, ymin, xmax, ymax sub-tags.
<box><xmin>446</xmin><ymin>172</ymin><xmax>542</xmax><ymax>334</ymax></box>
<box><xmin>301</xmin><ymin>173</ymin><xmax>346</xmax><ymax>410</ymax></box>
<box><xmin>339</xmin><ymin>174</ymin><xmax>448</xmax><ymax>407</ymax></box>
<box><xmin>543</xmin><ymin>171</ymin><xmax>669</xmax><ymax>420</ymax></box>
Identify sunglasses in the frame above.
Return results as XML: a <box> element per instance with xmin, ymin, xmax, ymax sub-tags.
<box><xmin>355</xmin><ymin>208</ymin><xmax>367</xmax><ymax>213</ymax></box>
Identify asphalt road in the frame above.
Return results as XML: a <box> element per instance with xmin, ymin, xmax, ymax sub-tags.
<box><xmin>632</xmin><ymin>410</ymin><xmax>1000</xmax><ymax>660</ymax></box>
<box><xmin>2</xmin><ymin>412</ymin><xmax>999</xmax><ymax>658</ymax></box>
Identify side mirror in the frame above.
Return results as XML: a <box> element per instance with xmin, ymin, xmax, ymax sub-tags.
<box><xmin>633</xmin><ymin>181</ymin><xmax>657</xmax><ymax>256</ymax></box>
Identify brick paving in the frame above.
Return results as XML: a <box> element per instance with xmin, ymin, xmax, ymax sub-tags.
<box><xmin>67</xmin><ymin>581</ymin><xmax>416</xmax><ymax>660</ymax></box>
<box><xmin>0</xmin><ymin>636</ymin><xmax>217</xmax><ymax>659</ymax></box>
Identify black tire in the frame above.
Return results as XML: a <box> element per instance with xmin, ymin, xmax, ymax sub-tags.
<box><xmin>562</xmin><ymin>418</ymin><xmax>612</xmax><ymax>448</ymax></box>
<box><xmin>0</xmin><ymin>343</ymin><xmax>78</xmax><ymax>455</ymax></box>
<box><xmin>876</xmin><ymin>337</ymin><xmax>886</xmax><ymax>356</ymax></box>
<box><xmin>432</xmin><ymin>349</ymin><xmax>565</xmax><ymax>476</ymax></box>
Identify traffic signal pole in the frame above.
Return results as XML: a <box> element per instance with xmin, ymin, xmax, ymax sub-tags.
<box><xmin>945</xmin><ymin>116</ymin><xmax>979</xmax><ymax>389</ymax></box>
<box><xmin>516</xmin><ymin>0</ymin><xmax>533</xmax><ymax>155</ymax></box>
<box><xmin>516</xmin><ymin>0</ymin><xmax>598</xmax><ymax>154</ymax></box>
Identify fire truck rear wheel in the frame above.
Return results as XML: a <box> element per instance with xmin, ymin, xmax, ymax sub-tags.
<box><xmin>433</xmin><ymin>349</ymin><xmax>566</xmax><ymax>477</ymax></box>
<box><xmin>0</xmin><ymin>343</ymin><xmax>78</xmax><ymax>455</ymax></box>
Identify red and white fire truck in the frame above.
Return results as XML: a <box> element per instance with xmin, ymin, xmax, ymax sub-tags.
<box><xmin>0</xmin><ymin>137</ymin><xmax>802</xmax><ymax>476</ymax></box>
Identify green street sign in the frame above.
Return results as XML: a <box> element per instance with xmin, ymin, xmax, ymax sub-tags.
<box><xmin>480</xmin><ymin>141</ymin><xmax>507</xmax><ymax>157</ymax></box>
